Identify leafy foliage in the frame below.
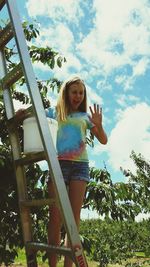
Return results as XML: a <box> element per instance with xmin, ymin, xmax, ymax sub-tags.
<box><xmin>121</xmin><ymin>151</ymin><xmax>150</xmax><ymax>213</ymax></box>
<box><xmin>80</xmin><ymin>219</ymin><xmax>150</xmax><ymax>267</ymax></box>
<box><xmin>29</xmin><ymin>45</ymin><xmax>66</xmax><ymax>69</ymax></box>
<box><xmin>84</xmin><ymin>166</ymin><xmax>141</xmax><ymax>221</ymax></box>
<box><xmin>22</xmin><ymin>21</ymin><xmax>40</xmax><ymax>41</ymax></box>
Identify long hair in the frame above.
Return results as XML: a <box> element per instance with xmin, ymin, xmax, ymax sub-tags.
<box><xmin>56</xmin><ymin>76</ymin><xmax>87</xmax><ymax>121</ymax></box>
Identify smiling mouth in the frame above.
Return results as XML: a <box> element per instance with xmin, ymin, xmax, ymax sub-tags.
<box><xmin>74</xmin><ymin>101</ymin><xmax>80</xmax><ymax>105</ymax></box>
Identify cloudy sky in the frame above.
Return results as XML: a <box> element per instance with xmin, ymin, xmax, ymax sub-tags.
<box><xmin>2</xmin><ymin>0</ymin><xmax>150</xmax><ymax>184</ymax></box>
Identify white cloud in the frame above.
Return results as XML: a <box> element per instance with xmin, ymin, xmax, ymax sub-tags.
<box><xmin>26</xmin><ymin>0</ymin><xmax>83</xmax><ymax>23</ymax></box>
<box><xmin>133</xmin><ymin>57</ymin><xmax>150</xmax><ymax>76</ymax></box>
<box><xmin>94</xmin><ymin>103</ymin><xmax>150</xmax><ymax>172</ymax></box>
<box><xmin>26</xmin><ymin>0</ymin><xmax>150</xmax><ymax>91</ymax></box>
<box><xmin>27</xmin><ymin>21</ymin><xmax>84</xmax><ymax>79</ymax></box>
<box><xmin>96</xmin><ymin>79</ymin><xmax>112</xmax><ymax>93</ymax></box>
<box><xmin>87</xmin><ymin>85</ymin><xmax>103</xmax><ymax>108</ymax></box>
<box><xmin>116</xmin><ymin>94</ymin><xmax>140</xmax><ymax>108</ymax></box>
<box><xmin>116</xmin><ymin>94</ymin><xmax>129</xmax><ymax>108</ymax></box>
<box><xmin>77</xmin><ymin>0</ymin><xmax>150</xmax><ymax>88</ymax></box>
<box><xmin>35</xmin><ymin>24</ymin><xmax>74</xmax><ymax>55</ymax></box>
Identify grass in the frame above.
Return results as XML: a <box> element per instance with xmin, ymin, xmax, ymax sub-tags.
<box><xmin>1</xmin><ymin>249</ymin><xmax>150</xmax><ymax>267</ymax></box>
<box><xmin>13</xmin><ymin>249</ymin><xmax>98</xmax><ymax>267</ymax></box>
<box><xmin>0</xmin><ymin>249</ymin><xmax>117</xmax><ymax>267</ymax></box>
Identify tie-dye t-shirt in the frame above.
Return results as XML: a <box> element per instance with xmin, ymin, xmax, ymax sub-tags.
<box><xmin>45</xmin><ymin>107</ymin><xmax>94</xmax><ymax>162</ymax></box>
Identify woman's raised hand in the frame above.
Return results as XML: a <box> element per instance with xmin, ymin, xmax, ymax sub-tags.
<box><xmin>89</xmin><ymin>104</ymin><xmax>102</xmax><ymax>127</ymax></box>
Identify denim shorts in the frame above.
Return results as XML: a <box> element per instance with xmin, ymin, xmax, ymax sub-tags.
<box><xmin>58</xmin><ymin>160</ymin><xmax>90</xmax><ymax>184</ymax></box>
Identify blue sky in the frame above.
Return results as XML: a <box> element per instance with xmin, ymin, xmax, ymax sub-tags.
<box><xmin>1</xmin><ymin>0</ymin><xmax>150</xmax><ymax>186</ymax></box>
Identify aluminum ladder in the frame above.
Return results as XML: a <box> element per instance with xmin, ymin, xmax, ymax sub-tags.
<box><xmin>0</xmin><ymin>0</ymin><xmax>88</xmax><ymax>266</ymax></box>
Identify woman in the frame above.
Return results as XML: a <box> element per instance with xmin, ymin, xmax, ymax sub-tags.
<box><xmin>46</xmin><ymin>76</ymin><xmax>107</xmax><ymax>267</ymax></box>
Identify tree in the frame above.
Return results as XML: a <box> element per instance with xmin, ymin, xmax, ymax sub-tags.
<box><xmin>121</xmin><ymin>151</ymin><xmax>150</xmax><ymax>214</ymax></box>
<box><xmin>85</xmin><ymin>166</ymin><xmax>139</xmax><ymax>221</ymax></box>
<box><xmin>85</xmin><ymin>151</ymin><xmax>150</xmax><ymax>221</ymax></box>
<box><xmin>80</xmin><ymin>218</ymin><xmax>150</xmax><ymax>267</ymax></box>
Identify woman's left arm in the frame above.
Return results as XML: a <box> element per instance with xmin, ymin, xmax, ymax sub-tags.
<box><xmin>89</xmin><ymin>104</ymin><xmax>108</xmax><ymax>145</ymax></box>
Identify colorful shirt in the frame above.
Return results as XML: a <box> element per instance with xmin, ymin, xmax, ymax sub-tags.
<box><xmin>46</xmin><ymin>107</ymin><xmax>94</xmax><ymax>162</ymax></box>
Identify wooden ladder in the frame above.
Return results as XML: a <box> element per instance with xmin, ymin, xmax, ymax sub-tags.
<box><xmin>0</xmin><ymin>0</ymin><xmax>88</xmax><ymax>266</ymax></box>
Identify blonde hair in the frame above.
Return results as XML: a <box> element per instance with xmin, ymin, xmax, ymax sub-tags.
<box><xmin>56</xmin><ymin>76</ymin><xmax>87</xmax><ymax>121</ymax></box>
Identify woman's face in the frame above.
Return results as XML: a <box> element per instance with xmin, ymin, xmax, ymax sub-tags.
<box><xmin>68</xmin><ymin>82</ymin><xmax>85</xmax><ymax>112</ymax></box>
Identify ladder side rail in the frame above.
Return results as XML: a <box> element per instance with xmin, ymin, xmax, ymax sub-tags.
<box><xmin>0</xmin><ymin>49</ymin><xmax>33</xmax><ymax>244</ymax></box>
<box><xmin>0</xmin><ymin>49</ymin><xmax>14</xmax><ymax>120</ymax></box>
<box><xmin>6</xmin><ymin>2</ymin><xmax>88</xmax><ymax>265</ymax></box>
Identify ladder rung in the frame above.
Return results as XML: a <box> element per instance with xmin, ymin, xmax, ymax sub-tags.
<box><xmin>0</xmin><ymin>22</ymin><xmax>14</xmax><ymax>48</ymax></box>
<box><xmin>20</xmin><ymin>198</ymin><xmax>55</xmax><ymax>207</ymax></box>
<box><xmin>0</xmin><ymin>0</ymin><xmax>5</xmax><ymax>11</ymax></box>
<box><xmin>15</xmin><ymin>152</ymin><xmax>46</xmax><ymax>165</ymax></box>
<box><xmin>26</xmin><ymin>242</ymin><xmax>73</xmax><ymax>260</ymax></box>
<box><xmin>7</xmin><ymin>106</ymin><xmax>33</xmax><ymax>126</ymax></box>
<box><xmin>1</xmin><ymin>63</ymin><xmax>24</xmax><ymax>89</ymax></box>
